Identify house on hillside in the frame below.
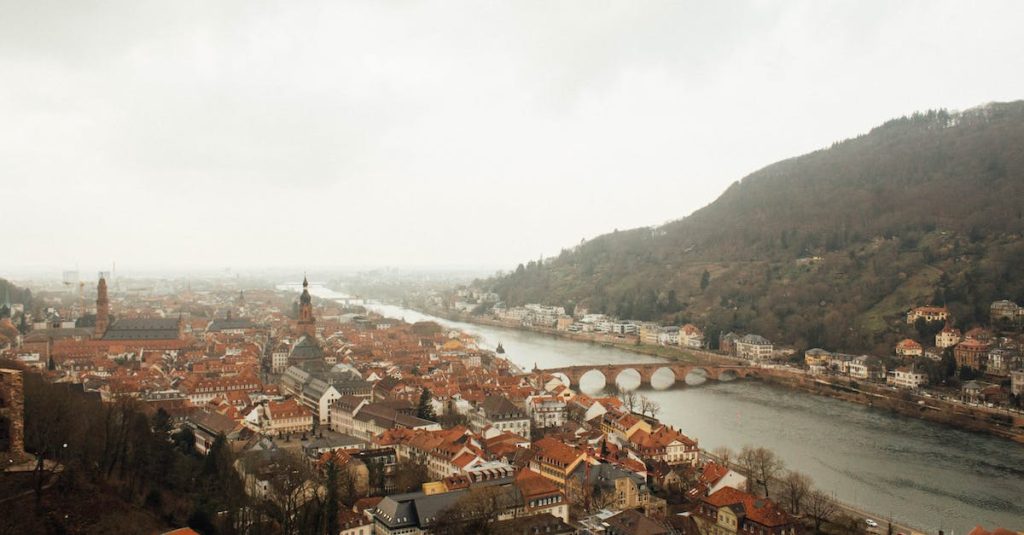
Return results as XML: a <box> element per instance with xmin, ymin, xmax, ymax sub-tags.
<box><xmin>907</xmin><ymin>306</ymin><xmax>949</xmax><ymax>325</ymax></box>
<box><xmin>936</xmin><ymin>324</ymin><xmax>962</xmax><ymax>348</ymax></box>
<box><xmin>895</xmin><ymin>338</ymin><xmax>923</xmax><ymax>357</ymax></box>
<box><xmin>990</xmin><ymin>300</ymin><xmax>1022</xmax><ymax>322</ymax></box>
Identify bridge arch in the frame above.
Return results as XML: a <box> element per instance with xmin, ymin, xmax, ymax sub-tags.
<box><xmin>649</xmin><ymin>367</ymin><xmax>677</xmax><ymax>390</ymax></box>
<box><xmin>578</xmin><ymin>369</ymin><xmax>607</xmax><ymax>393</ymax></box>
<box><xmin>718</xmin><ymin>369</ymin><xmax>739</xmax><ymax>381</ymax></box>
<box><xmin>684</xmin><ymin>367</ymin><xmax>710</xmax><ymax>385</ymax></box>
<box><xmin>614</xmin><ymin>368</ymin><xmax>642</xmax><ymax>391</ymax></box>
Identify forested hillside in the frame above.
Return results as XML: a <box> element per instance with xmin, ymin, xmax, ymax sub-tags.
<box><xmin>484</xmin><ymin>101</ymin><xmax>1024</xmax><ymax>355</ymax></box>
<box><xmin>0</xmin><ymin>278</ymin><xmax>32</xmax><ymax>310</ymax></box>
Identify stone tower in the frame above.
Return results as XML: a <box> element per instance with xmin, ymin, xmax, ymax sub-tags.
<box><xmin>95</xmin><ymin>276</ymin><xmax>109</xmax><ymax>339</ymax></box>
<box><xmin>297</xmin><ymin>276</ymin><xmax>316</xmax><ymax>337</ymax></box>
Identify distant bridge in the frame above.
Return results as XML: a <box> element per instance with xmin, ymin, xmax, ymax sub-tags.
<box><xmin>537</xmin><ymin>363</ymin><xmax>761</xmax><ymax>389</ymax></box>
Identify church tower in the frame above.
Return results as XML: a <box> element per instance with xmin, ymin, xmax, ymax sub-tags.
<box><xmin>297</xmin><ymin>276</ymin><xmax>316</xmax><ymax>337</ymax></box>
<box><xmin>94</xmin><ymin>276</ymin><xmax>109</xmax><ymax>339</ymax></box>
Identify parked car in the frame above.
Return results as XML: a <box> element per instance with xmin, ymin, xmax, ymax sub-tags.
<box><xmin>866</xmin><ymin>519</ymin><xmax>879</xmax><ymax>528</ymax></box>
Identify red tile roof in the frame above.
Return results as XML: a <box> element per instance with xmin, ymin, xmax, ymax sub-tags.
<box><xmin>702</xmin><ymin>486</ymin><xmax>794</xmax><ymax>527</ymax></box>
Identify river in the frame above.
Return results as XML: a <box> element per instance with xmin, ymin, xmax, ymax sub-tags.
<box><xmin>288</xmin><ymin>284</ymin><xmax>1024</xmax><ymax>532</ymax></box>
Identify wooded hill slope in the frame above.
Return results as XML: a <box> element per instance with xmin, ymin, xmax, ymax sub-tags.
<box><xmin>484</xmin><ymin>101</ymin><xmax>1024</xmax><ymax>355</ymax></box>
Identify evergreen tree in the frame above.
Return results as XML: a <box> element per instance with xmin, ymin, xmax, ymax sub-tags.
<box><xmin>700</xmin><ymin>270</ymin><xmax>711</xmax><ymax>291</ymax></box>
<box><xmin>154</xmin><ymin>408</ymin><xmax>173</xmax><ymax>437</ymax></box>
<box><xmin>325</xmin><ymin>460</ymin><xmax>340</xmax><ymax>535</ymax></box>
<box><xmin>417</xmin><ymin>388</ymin><xmax>435</xmax><ymax>421</ymax></box>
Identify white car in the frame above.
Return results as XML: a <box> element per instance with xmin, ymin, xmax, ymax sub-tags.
<box><xmin>866</xmin><ymin>519</ymin><xmax>879</xmax><ymax>528</ymax></box>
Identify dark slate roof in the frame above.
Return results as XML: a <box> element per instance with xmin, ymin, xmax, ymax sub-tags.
<box><xmin>481</xmin><ymin>396</ymin><xmax>527</xmax><ymax>421</ymax></box>
<box><xmin>289</xmin><ymin>335</ymin><xmax>323</xmax><ymax>360</ymax></box>
<box><xmin>373</xmin><ymin>481</ymin><xmax>513</xmax><ymax>530</ymax></box>
<box><xmin>75</xmin><ymin>314</ymin><xmax>97</xmax><ymax>328</ymax></box>
<box><xmin>355</xmin><ymin>403</ymin><xmax>436</xmax><ymax>429</ymax></box>
<box><xmin>569</xmin><ymin>462</ymin><xmax>646</xmax><ymax>492</ymax></box>
<box><xmin>189</xmin><ymin>410</ymin><xmax>241</xmax><ymax>437</ymax></box>
<box><xmin>207</xmin><ymin>317</ymin><xmax>257</xmax><ymax>332</ymax></box>
<box><xmin>604</xmin><ymin>509</ymin><xmax>673</xmax><ymax>535</ymax></box>
<box><xmin>103</xmin><ymin>318</ymin><xmax>180</xmax><ymax>340</ymax></box>
<box><xmin>738</xmin><ymin>334</ymin><xmax>771</xmax><ymax>345</ymax></box>
<box><xmin>302</xmin><ymin>433</ymin><xmax>366</xmax><ymax>452</ymax></box>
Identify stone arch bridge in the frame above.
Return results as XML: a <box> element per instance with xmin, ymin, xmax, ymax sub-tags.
<box><xmin>538</xmin><ymin>363</ymin><xmax>760</xmax><ymax>389</ymax></box>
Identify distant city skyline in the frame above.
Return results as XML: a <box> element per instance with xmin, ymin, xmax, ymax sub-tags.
<box><xmin>3</xmin><ymin>1</ymin><xmax>1024</xmax><ymax>270</ymax></box>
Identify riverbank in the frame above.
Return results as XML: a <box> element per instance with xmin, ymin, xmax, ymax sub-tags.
<box><xmin>760</xmin><ymin>372</ymin><xmax>1024</xmax><ymax>445</ymax></box>
<box><xmin>415</xmin><ymin>306</ymin><xmax>733</xmax><ymax>364</ymax></box>
<box><xmin>416</xmin><ymin>305</ymin><xmax>1024</xmax><ymax>444</ymax></box>
<box><xmin>346</xmin><ymin>296</ymin><xmax>1024</xmax><ymax>531</ymax></box>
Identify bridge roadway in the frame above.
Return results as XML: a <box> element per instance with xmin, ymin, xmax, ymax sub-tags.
<box><xmin>536</xmin><ymin>362</ymin><xmax>762</xmax><ymax>389</ymax></box>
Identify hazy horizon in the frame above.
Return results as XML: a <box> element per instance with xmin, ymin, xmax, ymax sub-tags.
<box><xmin>4</xmin><ymin>1</ymin><xmax>1024</xmax><ymax>273</ymax></box>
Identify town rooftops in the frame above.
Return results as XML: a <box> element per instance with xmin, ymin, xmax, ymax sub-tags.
<box><xmin>532</xmin><ymin>437</ymin><xmax>586</xmax><ymax>468</ymax></box>
<box><xmin>288</xmin><ymin>335</ymin><xmax>323</xmax><ymax>360</ymax></box>
<box><xmin>701</xmin><ymin>486</ymin><xmax>793</xmax><ymax>527</ymax></box>
<box><xmin>481</xmin><ymin>395</ymin><xmax>528</xmax><ymax>420</ymax></box>
<box><xmin>603</xmin><ymin>509</ymin><xmax>673</xmax><ymax>535</ymax></box>
<box><xmin>207</xmin><ymin>317</ymin><xmax>257</xmax><ymax>332</ymax></box>
<box><xmin>489</xmin><ymin>513</ymin><xmax>574</xmax><ymax>535</ymax></box>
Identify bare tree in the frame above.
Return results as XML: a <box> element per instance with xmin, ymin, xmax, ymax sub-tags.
<box><xmin>805</xmin><ymin>489</ymin><xmax>838</xmax><ymax>534</ymax></box>
<box><xmin>620</xmin><ymin>388</ymin><xmax>639</xmax><ymax>414</ymax></box>
<box><xmin>710</xmin><ymin>446</ymin><xmax>734</xmax><ymax>468</ymax></box>
<box><xmin>780</xmin><ymin>470</ymin><xmax>812</xmax><ymax>515</ymax></box>
<box><xmin>432</xmin><ymin>486</ymin><xmax>506</xmax><ymax>534</ymax></box>
<box><xmin>737</xmin><ymin>446</ymin><xmax>784</xmax><ymax>498</ymax></box>
<box><xmin>638</xmin><ymin>395</ymin><xmax>661</xmax><ymax>418</ymax></box>
<box><xmin>393</xmin><ymin>459</ymin><xmax>429</xmax><ymax>493</ymax></box>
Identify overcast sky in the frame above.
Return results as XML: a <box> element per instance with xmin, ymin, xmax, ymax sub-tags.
<box><xmin>3</xmin><ymin>1</ymin><xmax>1023</xmax><ymax>274</ymax></box>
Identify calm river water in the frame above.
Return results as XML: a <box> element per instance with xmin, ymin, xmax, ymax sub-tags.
<box><xmin>292</xmin><ymin>284</ymin><xmax>1024</xmax><ymax>532</ymax></box>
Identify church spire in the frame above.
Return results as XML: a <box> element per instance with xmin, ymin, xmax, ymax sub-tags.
<box><xmin>95</xmin><ymin>276</ymin><xmax>109</xmax><ymax>339</ymax></box>
<box><xmin>297</xmin><ymin>273</ymin><xmax>315</xmax><ymax>337</ymax></box>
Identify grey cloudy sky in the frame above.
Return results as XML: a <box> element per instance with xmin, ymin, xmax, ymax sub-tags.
<box><xmin>3</xmin><ymin>1</ymin><xmax>1023</xmax><ymax>273</ymax></box>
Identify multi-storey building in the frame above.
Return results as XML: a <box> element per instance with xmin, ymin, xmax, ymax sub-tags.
<box><xmin>735</xmin><ymin>334</ymin><xmax>773</xmax><ymax>360</ymax></box>
<box><xmin>470</xmin><ymin>396</ymin><xmax>531</xmax><ymax>439</ymax></box>
<box><xmin>526</xmin><ymin>395</ymin><xmax>568</xmax><ymax>429</ymax></box>
<box><xmin>694</xmin><ymin>486</ymin><xmax>800</xmax><ymax>535</ymax></box>
<box><xmin>887</xmin><ymin>367</ymin><xmax>929</xmax><ymax>389</ymax></box>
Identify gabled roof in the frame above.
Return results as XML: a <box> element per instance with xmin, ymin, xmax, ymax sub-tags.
<box><xmin>702</xmin><ymin>486</ymin><xmax>794</xmax><ymax>527</ymax></box>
